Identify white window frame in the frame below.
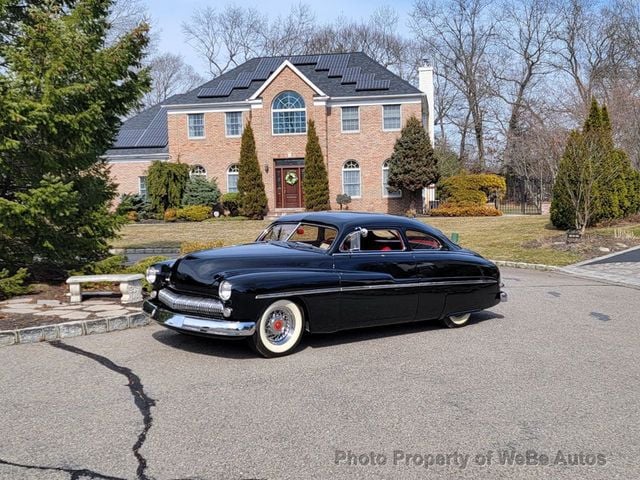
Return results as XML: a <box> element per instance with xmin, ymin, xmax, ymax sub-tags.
<box><xmin>382</xmin><ymin>160</ymin><xmax>402</xmax><ymax>198</ymax></box>
<box><xmin>138</xmin><ymin>176</ymin><xmax>148</xmax><ymax>198</ymax></box>
<box><xmin>341</xmin><ymin>106</ymin><xmax>360</xmax><ymax>133</ymax></box>
<box><xmin>382</xmin><ymin>104</ymin><xmax>402</xmax><ymax>132</ymax></box>
<box><xmin>187</xmin><ymin>113</ymin><xmax>205</xmax><ymax>139</ymax></box>
<box><xmin>227</xmin><ymin>164</ymin><xmax>239</xmax><ymax>193</ymax></box>
<box><xmin>342</xmin><ymin>160</ymin><xmax>362</xmax><ymax>199</ymax></box>
<box><xmin>272</xmin><ymin>91</ymin><xmax>307</xmax><ymax>136</ymax></box>
<box><xmin>225</xmin><ymin>112</ymin><xmax>243</xmax><ymax>138</ymax></box>
<box><xmin>190</xmin><ymin>165</ymin><xmax>207</xmax><ymax>178</ymax></box>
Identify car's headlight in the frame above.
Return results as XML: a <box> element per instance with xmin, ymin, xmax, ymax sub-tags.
<box><xmin>219</xmin><ymin>280</ymin><xmax>232</xmax><ymax>301</ymax></box>
<box><xmin>146</xmin><ymin>266</ymin><xmax>159</xmax><ymax>285</ymax></box>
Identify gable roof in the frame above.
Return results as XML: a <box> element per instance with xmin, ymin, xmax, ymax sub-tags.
<box><xmin>106</xmin><ymin>52</ymin><xmax>421</xmax><ymax>157</ymax></box>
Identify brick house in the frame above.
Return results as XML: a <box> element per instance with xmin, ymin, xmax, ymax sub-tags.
<box><xmin>105</xmin><ymin>52</ymin><xmax>435</xmax><ymax>214</ymax></box>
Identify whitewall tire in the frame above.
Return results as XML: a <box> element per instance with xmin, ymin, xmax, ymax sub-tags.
<box><xmin>251</xmin><ymin>300</ymin><xmax>304</xmax><ymax>357</ymax></box>
<box><xmin>441</xmin><ymin>313</ymin><xmax>471</xmax><ymax>328</ymax></box>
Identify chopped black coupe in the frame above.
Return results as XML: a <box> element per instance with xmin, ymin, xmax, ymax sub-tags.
<box><xmin>143</xmin><ymin>212</ymin><xmax>507</xmax><ymax>357</ymax></box>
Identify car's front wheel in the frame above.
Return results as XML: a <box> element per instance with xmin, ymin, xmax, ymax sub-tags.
<box><xmin>251</xmin><ymin>299</ymin><xmax>304</xmax><ymax>357</ymax></box>
<box><xmin>441</xmin><ymin>313</ymin><xmax>471</xmax><ymax>328</ymax></box>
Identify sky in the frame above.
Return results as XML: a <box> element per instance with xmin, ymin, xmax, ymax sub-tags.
<box><xmin>148</xmin><ymin>0</ymin><xmax>415</xmax><ymax>76</ymax></box>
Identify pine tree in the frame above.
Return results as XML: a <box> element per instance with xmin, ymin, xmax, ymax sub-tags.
<box><xmin>387</xmin><ymin>116</ymin><xmax>439</xmax><ymax>210</ymax></box>
<box><xmin>303</xmin><ymin>120</ymin><xmax>330</xmax><ymax>211</ymax></box>
<box><xmin>237</xmin><ymin>121</ymin><xmax>268</xmax><ymax>219</ymax></box>
<box><xmin>0</xmin><ymin>0</ymin><xmax>150</xmax><ymax>277</ymax></box>
<box><xmin>147</xmin><ymin>161</ymin><xmax>190</xmax><ymax>213</ymax></box>
<box><xmin>182</xmin><ymin>176</ymin><xmax>221</xmax><ymax>206</ymax></box>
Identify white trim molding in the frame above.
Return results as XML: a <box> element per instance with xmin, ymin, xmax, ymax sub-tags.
<box><xmin>250</xmin><ymin>60</ymin><xmax>327</xmax><ymax>100</ymax></box>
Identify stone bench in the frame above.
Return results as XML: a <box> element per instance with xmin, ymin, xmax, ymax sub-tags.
<box><xmin>66</xmin><ymin>274</ymin><xmax>144</xmax><ymax>304</ymax></box>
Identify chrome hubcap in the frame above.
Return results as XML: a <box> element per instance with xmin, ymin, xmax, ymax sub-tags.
<box><xmin>450</xmin><ymin>313</ymin><xmax>470</xmax><ymax>325</ymax></box>
<box><xmin>265</xmin><ymin>308</ymin><xmax>295</xmax><ymax>345</ymax></box>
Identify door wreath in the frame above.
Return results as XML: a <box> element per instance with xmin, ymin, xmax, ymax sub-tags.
<box><xmin>285</xmin><ymin>171</ymin><xmax>299</xmax><ymax>186</ymax></box>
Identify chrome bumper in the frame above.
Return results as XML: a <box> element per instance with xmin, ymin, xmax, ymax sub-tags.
<box><xmin>143</xmin><ymin>300</ymin><xmax>255</xmax><ymax>337</ymax></box>
<box><xmin>499</xmin><ymin>291</ymin><xmax>508</xmax><ymax>302</ymax></box>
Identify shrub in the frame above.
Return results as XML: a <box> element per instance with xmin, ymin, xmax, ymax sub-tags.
<box><xmin>148</xmin><ymin>161</ymin><xmax>190</xmax><ymax>213</ymax></box>
<box><xmin>126</xmin><ymin>211</ymin><xmax>138</xmax><ymax>222</ymax></box>
<box><xmin>336</xmin><ymin>193</ymin><xmax>351</xmax><ymax>210</ymax></box>
<box><xmin>303</xmin><ymin>120</ymin><xmax>330</xmax><ymax>211</ymax></box>
<box><xmin>180</xmin><ymin>240</ymin><xmax>225</xmax><ymax>254</ymax></box>
<box><xmin>176</xmin><ymin>205</ymin><xmax>212</xmax><ymax>222</ymax></box>
<box><xmin>164</xmin><ymin>208</ymin><xmax>177</xmax><ymax>222</ymax></box>
<box><xmin>237</xmin><ymin>122</ymin><xmax>268</xmax><ymax>219</ymax></box>
<box><xmin>0</xmin><ymin>268</ymin><xmax>29</xmax><ymax>300</ymax></box>
<box><xmin>116</xmin><ymin>193</ymin><xmax>152</xmax><ymax>220</ymax></box>
<box><xmin>124</xmin><ymin>256</ymin><xmax>169</xmax><ymax>292</ymax></box>
<box><xmin>182</xmin><ymin>176</ymin><xmax>221</xmax><ymax>206</ymax></box>
<box><xmin>221</xmin><ymin>192</ymin><xmax>240</xmax><ymax>216</ymax></box>
<box><xmin>430</xmin><ymin>203</ymin><xmax>502</xmax><ymax>217</ymax></box>
<box><xmin>440</xmin><ymin>173</ymin><xmax>506</xmax><ymax>205</ymax></box>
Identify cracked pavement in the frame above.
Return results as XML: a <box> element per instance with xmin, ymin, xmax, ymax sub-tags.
<box><xmin>1</xmin><ymin>267</ymin><xmax>639</xmax><ymax>479</ymax></box>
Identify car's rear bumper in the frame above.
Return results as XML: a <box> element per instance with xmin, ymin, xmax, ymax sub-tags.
<box><xmin>143</xmin><ymin>299</ymin><xmax>256</xmax><ymax>337</ymax></box>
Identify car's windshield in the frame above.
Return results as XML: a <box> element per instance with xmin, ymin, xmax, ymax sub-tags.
<box><xmin>258</xmin><ymin>223</ymin><xmax>338</xmax><ymax>251</ymax></box>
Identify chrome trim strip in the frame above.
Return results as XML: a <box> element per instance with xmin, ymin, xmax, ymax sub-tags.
<box><xmin>255</xmin><ymin>278</ymin><xmax>497</xmax><ymax>299</ymax></box>
<box><xmin>158</xmin><ymin>288</ymin><xmax>224</xmax><ymax>318</ymax></box>
<box><xmin>144</xmin><ymin>300</ymin><xmax>255</xmax><ymax>337</ymax></box>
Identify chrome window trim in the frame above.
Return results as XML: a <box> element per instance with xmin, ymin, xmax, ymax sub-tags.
<box><xmin>255</xmin><ymin>278</ymin><xmax>497</xmax><ymax>299</ymax></box>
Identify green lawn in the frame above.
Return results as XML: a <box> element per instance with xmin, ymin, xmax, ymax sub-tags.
<box><xmin>112</xmin><ymin>215</ymin><xmax>640</xmax><ymax>266</ymax></box>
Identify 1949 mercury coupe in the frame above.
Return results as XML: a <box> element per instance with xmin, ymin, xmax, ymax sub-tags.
<box><xmin>143</xmin><ymin>212</ymin><xmax>507</xmax><ymax>357</ymax></box>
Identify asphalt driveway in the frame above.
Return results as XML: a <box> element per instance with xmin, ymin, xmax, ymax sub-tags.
<box><xmin>1</xmin><ymin>267</ymin><xmax>639</xmax><ymax>480</ymax></box>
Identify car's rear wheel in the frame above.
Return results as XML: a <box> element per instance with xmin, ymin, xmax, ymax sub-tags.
<box><xmin>251</xmin><ymin>300</ymin><xmax>304</xmax><ymax>357</ymax></box>
<box><xmin>441</xmin><ymin>313</ymin><xmax>471</xmax><ymax>328</ymax></box>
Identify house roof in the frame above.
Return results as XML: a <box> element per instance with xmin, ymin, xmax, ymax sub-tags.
<box><xmin>105</xmin><ymin>52</ymin><xmax>421</xmax><ymax>157</ymax></box>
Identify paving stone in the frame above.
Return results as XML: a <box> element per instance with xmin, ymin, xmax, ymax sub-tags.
<box><xmin>41</xmin><ymin>326</ymin><xmax>59</xmax><ymax>341</ymax></box>
<box><xmin>82</xmin><ymin>299</ymin><xmax>116</xmax><ymax>305</ymax></box>
<box><xmin>33</xmin><ymin>310</ymin><xmax>75</xmax><ymax>317</ymax></box>
<box><xmin>129</xmin><ymin>313</ymin><xmax>150</xmax><ymax>328</ymax></box>
<box><xmin>18</xmin><ymin>328</ymin><xmax>44</xmax><ymax>343</ymax></box>
<box><xmin>36</xmin><ymin>300</ymin><xmax>62</xmax><ymax>306</ymax></box>
<box><xmin>59</xmin><ymin>322</ymin><xmax>84</xmax><ymax>338</ymax></box>
<box><xmin>108</xmin><ymin>316</ymin><xmax>129</xmax><ymax>331</ymax></box>
<box><xmin>2</xmin><ymin>304</ymin><xmax>41</xmax><ymax>310</ymax></box>
<box><xmin>96</xmin><ymin>309</ymin><xmax>130</xmax><ymax>318</ymax></box>
<box><xmin>1</xmin><ymin>307</ymin><xmax>41</xmax><ymax>314</ymax></box>
<box><xmin>84</xmin><ymin>319</ymin><xmax>108</xmax><ymax>335</ymax></box>
<box><xmin>58</xmin><ymin>311</ymin><xmax>91</xmax><ymax>320</ymax></box>
<box><xmin>6</xmin><ymin>297</ymin><xmax>34</xmax><ymax>304</ymax></box>
<box><xmin>0</xmin><ymin>331</ymin><xmax>17</xmax><ymax>347</ymax></box>
<box><xmin>83</xmin><ymin>304</ymin><xmax>124</xmax><ymax>312</ymax></box>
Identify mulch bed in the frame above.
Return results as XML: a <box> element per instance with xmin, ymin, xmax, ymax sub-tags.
<box><xmin>524</xmin><ymin>233</ymin><xmax>640</xmax><ymax>259</ymax></box>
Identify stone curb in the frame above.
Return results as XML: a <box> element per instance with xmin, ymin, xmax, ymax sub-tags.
<box><xmin>109</xmin><ymin>247</ymin><xmax>179</xmax><ymax>255</ymax></box>
<box><xmin>0</xmin><ymin>312</ymin><xmax>150</xmax><ymax>348</ymax></box>
<box><xmin>490</xmin><ymin>260</ymin><xmax>561</xmax><ymax>272</ymax></box>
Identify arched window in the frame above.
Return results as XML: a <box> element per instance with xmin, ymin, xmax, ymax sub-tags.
<box><xmin>272</xmin><ymin>91</ymin><xmax>306</xmax><ymax>135</ymax></box>
<box><xmin>382</xmin><ymin>160</ymin><xmax>401</xmax><ymax>198</ymax></box>
<box><xmin>227</xmin><ymin>164</ymin><xmax>239</xmax><ymax>193</ymax></box>
<box><xmin>342</xmin><ymin>160</ymin><xmax>361</xmax><ymax>198</ymax></box>
<box><xmin>190</xmin><ymin>165</ymin><xmax>207</xmax><ymax>178</ymax></box>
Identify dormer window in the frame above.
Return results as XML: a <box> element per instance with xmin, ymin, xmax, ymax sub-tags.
<box><xmin>272</xmin><ymin>91</ymin><xmax>306</xmax><ymax>135</ymax></box>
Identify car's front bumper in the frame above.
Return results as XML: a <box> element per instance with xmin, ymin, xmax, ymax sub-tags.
<box><xmin>143</xmin><ymin>299</ymin><xmax>256</xmax><ymax>337</ymax></box>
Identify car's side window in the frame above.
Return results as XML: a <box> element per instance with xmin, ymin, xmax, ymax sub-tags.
<box><xmin>405</xmin><ymin>230</ymin><xmax>443</xmax><ymax>250</ymax></box>
<box><xmin>340</xmin><ymin>228</ymin><xmax>406</xmax><ymax>252</ymax></box>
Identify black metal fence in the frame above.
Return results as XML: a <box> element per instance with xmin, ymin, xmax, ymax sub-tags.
<box><xmin>496</xmin><ymin>177</ymin><xmax>553</xmax><ymax>215</ymax></box>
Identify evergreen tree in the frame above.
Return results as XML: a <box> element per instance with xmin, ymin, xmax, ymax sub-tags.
<box><xmin>237</xmin><ymin>121</ymin><xmax>267</xmax><ymax>219</ymax></box>
<box><xmin>182</xmin><ymin>176</ymin><xmax>221</xmax><ymax>206</ymax></box>
<box><xmin>147</xmin><ymin>161</ymin><xmax>190</xmax><ymax>213</ymax></box>
<box><xmin>387</xmin><ymin>116</ymin><xmax>439</xmax><ymax>210</ymax></box>
<box><xmin>551</xmin><ymin>98</ymin><xmax>637</xmax><ymax>231</ymax></box>
<box><xmin>0</xmin><ymin>0</ymin><xmax>150</xmax><ymax>277</ymax></box>
<box><xmin>303</xmin><ymin>120</ymin><xmax>330</xmax><ymax>211</ymax></box>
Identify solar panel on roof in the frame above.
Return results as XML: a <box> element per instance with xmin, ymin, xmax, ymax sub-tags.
<box><xmin>316</xmin><ymin>53</ymin><xmax>349</xmax><ymax>71</ymax></box>
<box><xmin>290</xmin><ymin>55</ymin><xmax>319</xmax><ymax>65</ymax></box>
<box><xmin>234</xmin><ymin>71</ymin><xmax>254</xmax><ymax>88</ymax></box>
<box><xmin>327</xmin><ymin>56</ymin><xmax>350</xmax><ymax>78</ymax></box>
<box><xmin>114</xmin><ymin>129</ymin><xmax>144</xmax><ymax>148</ymax></box>
<box><xmin>254</xmin><ymin>57</ymin><xmax>282</xmax><ymax>81</ymax></box>
<box><xmin>135</xmin><ymin>110</ymin><xmax>168</xmax><ymax>147</ymax></box>
<box><xmin>355</xmin><ymin>74</ymin><xmax>391</xmax><ymax>91</ymax></box>
<box><xmin>198</xmin><ymin>79</ymin><xmax>236</xmax><ymax>98</ymax></box>
<box><xmin>341</xmin><ymin>67</ymin><xmax>361</xmax><ymax>84</ymax></box>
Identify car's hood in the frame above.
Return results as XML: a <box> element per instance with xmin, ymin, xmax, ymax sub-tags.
<box><xmin>170</xmin><ymin>242</ymin><xmax>326</xmax><ymax>294</ymax></box>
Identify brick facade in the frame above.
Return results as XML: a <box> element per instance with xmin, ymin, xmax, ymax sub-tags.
<box><xmin>109</xmin><ymin>64</ymin><xmax>426</xmax><ymax>214</ymax></box>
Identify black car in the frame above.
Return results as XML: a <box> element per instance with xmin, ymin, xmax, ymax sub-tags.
<box><xmin>143</xmin><ymin>212</ymin><xmax>507</xmax><ymax>357</ymax></box>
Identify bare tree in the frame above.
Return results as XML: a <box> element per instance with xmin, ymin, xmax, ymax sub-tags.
<box><xmin>411</xmin><ymin>0</ymin><xmax>498</xmax><ymax>169</ymax></box>
<box><xmin>262</xmin><ymin>4</ymin><xmax>317</xmax><ymax>56</ymax></box>
<box><xmin>142</xmin><ymin>53</ymin><xmax>205</xmax><ymax>107</ymax></box>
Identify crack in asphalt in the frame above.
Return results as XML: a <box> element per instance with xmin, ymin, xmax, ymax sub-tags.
<box><xmin>49</xmin><ymin>341</ymin><xmax>157</xmax><ymax>480</ymax></box>
<box><xmin>0</xmin><ymin>458</ymin><xmax>124</xmax><ymax>479</ymax></box>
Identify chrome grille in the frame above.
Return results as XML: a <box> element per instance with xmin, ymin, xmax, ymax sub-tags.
<box><xmin>158</xmin><ymin>289</ymin><xmax>224</xmax><ymax>318</ymax></box>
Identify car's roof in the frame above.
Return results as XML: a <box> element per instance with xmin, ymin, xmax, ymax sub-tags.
<box><xmin>273</xmin><ymin>212</ymin><xmax>446</xmax><ymax>237</ymax></box>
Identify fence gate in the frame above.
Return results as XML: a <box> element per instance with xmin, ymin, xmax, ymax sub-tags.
<box><xmin>496</xmin><ymin>177</ymin><xmax>552</xmax><ymax>215</ymax></box>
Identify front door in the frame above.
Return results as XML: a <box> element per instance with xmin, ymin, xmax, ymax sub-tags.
<box><xmin>275</xmin><ymin>161</ymin><xmax>304</xmax><ymax>209</ymax></box>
